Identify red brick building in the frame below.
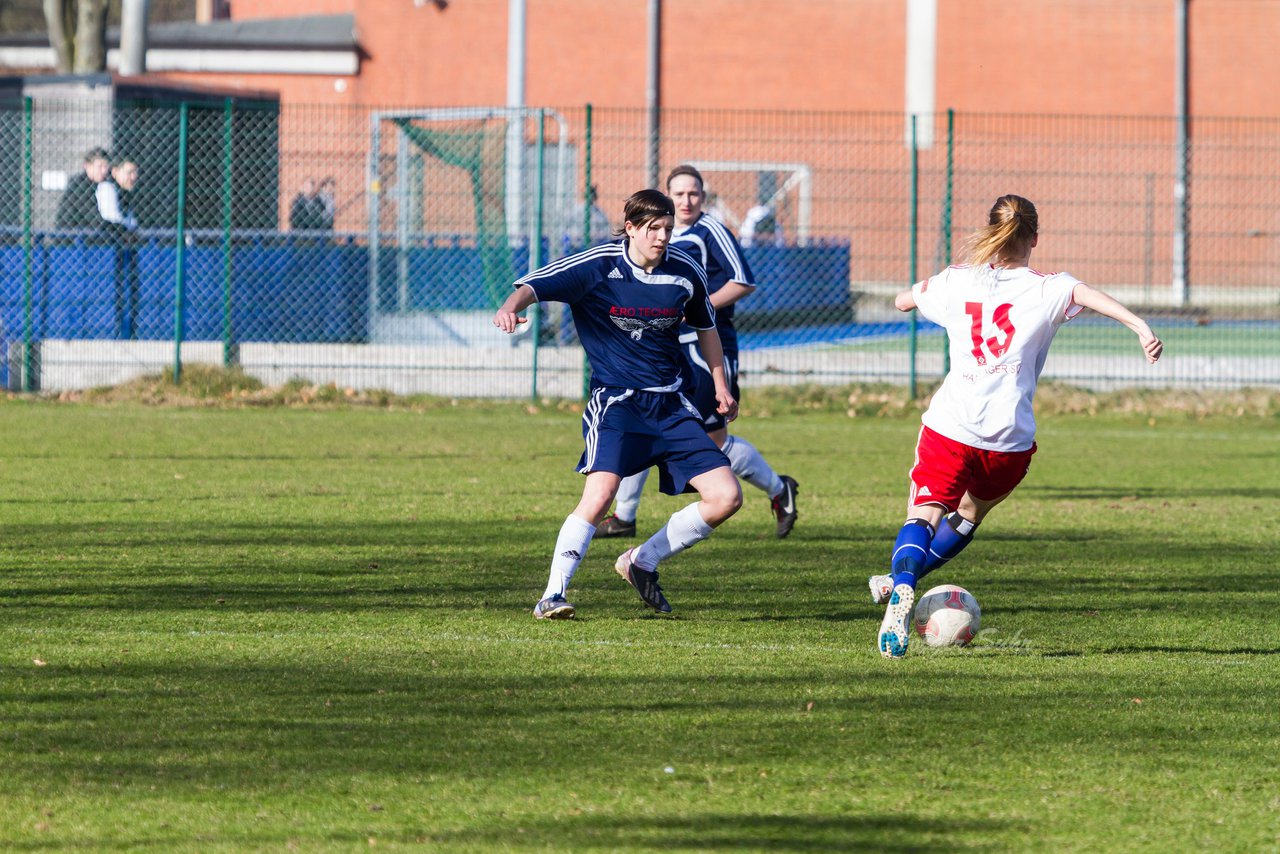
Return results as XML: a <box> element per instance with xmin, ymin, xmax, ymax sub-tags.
<box><xmin>2</xmin><ymin>1</ymin><xmax>1274</xmax><ymax>290</ymax></box>
<box><xmin>140</xmin><ymin>0</ymin><xmax>1280</xmax><ymax>117</ymax></box>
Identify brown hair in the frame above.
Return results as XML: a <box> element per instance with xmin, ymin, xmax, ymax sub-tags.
<box><xmin>965</xmin><ymin>194</ymin><xmax>1038</xmax><ymax>266</ymax></box>
<box><xmin>665</xmin><ymin>164</ymin><xmax>704</xmax><ymax>191</ymax></box>
<box><xmin>614</xmin><ymin>188</ymin><xmax>675</xmax><ymax>236</ymax></box>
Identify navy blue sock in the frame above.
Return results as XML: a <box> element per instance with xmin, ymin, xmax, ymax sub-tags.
<box><xmin>890</xmin><ymin>518</ymin><xmax>934</xmax><ymax>590</ymax></box>
<box><xmin>920</xmin><ymin>513</ymin><xmax>978</xmax><ymax>581</ymax></box>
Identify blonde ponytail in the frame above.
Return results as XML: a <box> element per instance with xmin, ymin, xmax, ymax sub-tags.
<box><xmin>965</xmin><ymin>194</ymin><xmax>1038</xmax><ymax>267</ymax></box>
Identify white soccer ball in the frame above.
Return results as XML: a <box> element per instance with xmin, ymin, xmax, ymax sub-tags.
<box><xmin>913</xmin><ymin>584</ymin><xmax>981</xmax><ymax>648</ymax></box>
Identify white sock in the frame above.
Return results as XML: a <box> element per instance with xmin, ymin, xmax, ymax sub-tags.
<box><xmin>634</xmin><ymin>502</ymin><xmax>714</xmax><ymax>571</ymax></box>
<box><xmin>613</xmin><ymin>469</ymin><xmax>649</xmax><ymax>522</ymax></box>
<box><xmin>542</xmin><ymin>514</ymin><xmax>596</xmax><ymax>600</ymax></box>
<box><xmin>723</xmin><ymin>435</ymin><xmax>783</xmax><ymax>498</ymax></box>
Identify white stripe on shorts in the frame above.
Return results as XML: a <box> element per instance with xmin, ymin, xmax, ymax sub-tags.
<box><xmin>581</xmin><ymin>387</ymin><xmax>635</xmax><ymax>471</ymax></box>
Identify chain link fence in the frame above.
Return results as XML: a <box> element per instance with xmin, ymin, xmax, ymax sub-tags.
<box><xmin>2</xmin><ymin>97</ymin><xmax>1277</xmax><ymax>396</ymax></box>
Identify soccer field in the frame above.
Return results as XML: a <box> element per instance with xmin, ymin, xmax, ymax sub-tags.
<box><xmin>0</xmin><ymin>400</ymin><xmax>1277</xmax><ymax>851</ymax></box>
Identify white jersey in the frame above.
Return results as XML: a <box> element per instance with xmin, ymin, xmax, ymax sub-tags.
<box><xmin>914</xmin><ymin>264</ymin><xmax>1083</xmax><ymax>452</ymax></box>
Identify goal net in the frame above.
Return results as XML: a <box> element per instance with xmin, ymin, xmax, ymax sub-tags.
<box><xmin>682</xmin><ymin>160</ymin><xmax>813</xmax><ymax>246</ymax></box>
<box><xmin>367</xmin><ymin>108</ymin><xmax>574</xmax><ymax>342</ymax></box>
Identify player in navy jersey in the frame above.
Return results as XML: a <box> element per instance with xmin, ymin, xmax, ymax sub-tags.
<box><xmin>595</xmin><ymin>165</ymin><xmax>799</xmax><ymax>541</ymax></box>
<box><xmin>493</xmin><ymin>189</ymin><xmax>743</xmax><ymax>619</ymax></box>
<box><xmin>872</xmin><ymin>194</ymin><xmax>1163</xmax><ymax>658</ymax></box>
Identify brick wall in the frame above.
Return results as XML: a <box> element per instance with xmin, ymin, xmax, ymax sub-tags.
<box><xmin>198</xmin><ymin>0</ymin><xmax>1279</xmax><ymax>118</ymax></box>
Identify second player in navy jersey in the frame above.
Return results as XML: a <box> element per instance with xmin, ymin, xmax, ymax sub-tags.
<box><xmin>596</xmin><ymin>164</ymin><xmax>800</xmax><ymax>541</ymax></box>
<box><xmin>493</xmin><ymin>189</ymin><xmax>743</xmax><ymax>620</ymax></box>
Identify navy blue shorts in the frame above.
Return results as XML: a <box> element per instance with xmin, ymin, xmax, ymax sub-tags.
<box><xmin>680</xmin><ymin>336</ymin><xmax>739</xmax><ymax>433</ymax></box>
<box><xmin>577</xmin><ymin>386</ymin><xmax>729</xmax><ymax>495</ymax></box>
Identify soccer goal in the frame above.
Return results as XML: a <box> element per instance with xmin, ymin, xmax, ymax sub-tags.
<box><xmin>683</xmin><ymin>160</ymin><xmax>813</xmax><ymax>246</ymax></box>
<box><xmin>366</xmin><ymin>107</ymin><xmax>574</xmax><ymax>344</ymax></box>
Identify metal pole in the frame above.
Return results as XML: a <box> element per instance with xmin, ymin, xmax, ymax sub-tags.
<box><xmin>221</xmin><ymin>97</ymin><xmax>235</xmax><ymax>367</ymax></box>
<box><xmin>941</xmin><ymin>108</ymin><xmax>954</xmax><ymax>376</ymax></box>
<box><xmin>1145</xmin><ymin>172</ymin><xmax>1156</xmax><ymax>297</ymax></box>
<box><xmin>118</xmin><ymin>0</ymin><xmax>151</xmax><ymax>76</ymax></box>
<box><xmin>1172</xmin><ymin>0</ymin><xmax>1190</xmax><ymax>306</ymax></box>
<box><xmin>21</xmin><ymin>96</ymin><xmax>33</xmax><ymax>392</ymax></box>
<box><xmin>582</xmin><ymin>103</ymin><xmax>593</xmax><ymax>399</ymax></box>
<box><xmin>645</xmin><ymin>0</ymin><xmax>661</xmax><ymax>188</ymax></box>
<box><xmin>904</xmin><ymin>0</ymin><xmax>937</xmax><ymax>149</ymax></box>
<box><xmin>531</xmin><ymin>110</ymin><xmax>546</xmax><ymax>401</ymax></box>
<box><xmin>173</xmin><ymin>102</ymin><xmax>190</xmax><ymax>384</ymax></box>
<box><xmin>506</xmin><ymin>0</ymin><xmax>527</xmax><ymax>242</ymax></box>
<box><xmin>908</xmin><ymin>115</ymin><xmax>919</xmax><ymax>400</ymax></box>
<box><xmin>368</xmin><ymin>115</ymin><xmax>382</xmax><ymax>340</ymax></box>
<box><xmin>582</xmin><ymin>103</ymin><xmax>594</xmax><ymax>251</ymax></box>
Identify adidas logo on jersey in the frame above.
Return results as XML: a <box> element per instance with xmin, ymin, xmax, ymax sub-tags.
<box><xmin>918</xmin><ymin>486</ymin><xmax>932</xmax><ymax>497</ymax></box>
<box><xmin>607</xmin><ymin>267</ymin><xmax>624</xmax><ymax>279</ymax></box>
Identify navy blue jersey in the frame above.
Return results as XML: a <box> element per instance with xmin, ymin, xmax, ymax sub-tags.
<box><xmin>516</xmin><ymin>240</ymin><xmax>715</xmax><ymax>391</ymax></box>
<box><xmin>672</xmin><ymin>213</ymin><xmax>755</xmax><ymax>355</ymax></box>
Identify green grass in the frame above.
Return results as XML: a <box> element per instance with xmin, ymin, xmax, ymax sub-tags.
<box><xmin>0</xmin><ymin>399</ymin><xmax>1278</xmax><ymax>851</ymax></box>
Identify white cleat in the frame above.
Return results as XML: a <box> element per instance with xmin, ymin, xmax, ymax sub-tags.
<box><xmin>878</xmin><ymin>583</ymin><xmax>915</xmax><ymax>659</ymax></box>
<box><xmin>533</xmin><ymin>594</ymin><xmax>575</xmax><ymax>620</ymax></box>
<box><xmin>868</xmin><ymin>574</ymin><xmax>894</xmax><ymax>605</ymax></box>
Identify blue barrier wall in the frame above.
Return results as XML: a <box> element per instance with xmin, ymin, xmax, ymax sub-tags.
<box><xmin>0</xmin><ymin>234</ymin><xmax>851</xmax><ymax>384</ymax></box>
<box><xmin>740</xmin><ymin>242</ymin><xmax>852</xmax><ymax>319</ymax></box>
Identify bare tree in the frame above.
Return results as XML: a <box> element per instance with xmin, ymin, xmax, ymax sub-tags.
<box><xmin>43</xmin><ymin>0</ymin><xmax>109</xmax><ymax>74</ymax></box>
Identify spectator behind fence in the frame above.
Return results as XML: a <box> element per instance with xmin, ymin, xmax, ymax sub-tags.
<box><xmin>563</xmin><ymin>184</ymin><xmax>612</xmax><ymax>249</ymax></box>
<box><xmin>55</xmin><ymin>147</ymin><xmax>110</xmax><ymax>229</ymax></box>
<box><xmin>317</xmin><ymin>176</ymin><xmax>337</xmax><ymax>231</ymax></box>
<box><xmin>96</xmin><ymin>157</ymin><xmax>141</xmax><ymax>339</ymax></box>
<box><xmin>289</xmin><ymin>178</ymin><xmax>328</xmax><ymax>230</ymax></box>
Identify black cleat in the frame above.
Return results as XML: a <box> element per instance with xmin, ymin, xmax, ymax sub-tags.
<box><xmin>614</xmin><ymin>548</ymin><xmax>672</xmax><ymax>613</ymax></box>
<box><xmin>596</xmin><ymin>513</ymin><xmax>637</xmax><ymax>538</ymax></box>
<box><xmin>771</xmin><ymin>475</ymin><xmax>799</xmax><ymax>539</ymax></box>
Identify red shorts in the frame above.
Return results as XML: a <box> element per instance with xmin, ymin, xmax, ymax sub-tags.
<box><xmin>908</xmin><ymin>425</ymin><xmax>1036</xmax><ymax>511</ymax></box>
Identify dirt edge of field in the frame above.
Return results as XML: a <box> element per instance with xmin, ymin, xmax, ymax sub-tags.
<box><xmin>9</xmin><ymin>364</ymin><xmax>1275</xmax><ymax>420</ymax></box>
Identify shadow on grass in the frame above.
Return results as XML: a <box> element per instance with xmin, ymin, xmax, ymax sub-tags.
<box><xmin>429</xmin><ymin>812</ymin><xmax>1021</xmax><ymax>851</ymax></box>
<box><xmin>0</xmin><ymin>515</ymin><xmax>1274</xmax><ymax>622</ymax></box>
<box><xmin>1096</xmin><ymin>645</ymin><xmax>1280</xmax><ymax>656</ymax></box>
<box><xmin>1022</xmin><ymin>484</ymin><xmax>1280</xmax><ymax>501</ymax></box>
<box><xmin>0</xmin><ymin>812</ymin><xmax>1019</xmax><ymax>852</ymax></box>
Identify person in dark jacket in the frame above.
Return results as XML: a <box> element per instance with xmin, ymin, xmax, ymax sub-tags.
<box><xmin>55</xmin><ymin>147</ymin><xmax>110</xmax><ymax>229</ymax></box>
<box><xmin>289</xmin><ymin>178</ymin><xmax>327</xmax><ymax>230</ymax></box>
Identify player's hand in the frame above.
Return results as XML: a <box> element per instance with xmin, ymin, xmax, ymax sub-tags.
<box><xmin>717</xmin><ymin>393</ymin><xmax>738</xmax><ymax>423</ymax></box>
<box><xmin>492</xmin><ymin>310</ymin><xmax>528</xmax><ymax>334</ymax></box>
<box><xmin>1139</xmin><ymin>329</ymin><xmax>1163</xmax><ymax>363</ymax></box>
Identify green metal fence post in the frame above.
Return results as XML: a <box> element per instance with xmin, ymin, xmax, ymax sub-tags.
<box><xmin>20</xmin><ymin>96</ymin><xmax>33</xmax><ymax>392</ymax></box>
<box><xmin>173</xmin><ymin>101</ymin><xmax>190</xmax><ymax>384</ymax></box>
<box><xmin>908</xmin><ymin>114</ymin><xmax>919</xmax><ymax>401</ymax></box>
<box><xmin>581</xmin><ymin>103</ymin><xmax>593</xmax><ymax>400</ymax></box>
<box><xmin>941</xmin><ymin>108</ymin><xmax>954</xmax><ymax>376</ymax></box>
<box><xmin>221</xmin><ymin>97</ymin><xmax>236</xmax><ymax>368</ymax></box>
<box><xmin>530</xmin><ymin>109</ymin><xmax>546</xmax><ymax>401</ymax></box>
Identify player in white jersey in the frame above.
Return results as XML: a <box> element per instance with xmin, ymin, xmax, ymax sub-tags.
<box><xmin>595</xmin><ymin>165</ymin><xmax>799</xmax><ymax>541</ymax></box>
<box><xmin>493</xmin><ymin>189</ymin><xmax>743</xmax><ymax>620</ymax></box>
<box><xmin>872</xmin><ymin>194</ymin><xmax>1163</xmax><ymax>658</ymax></box>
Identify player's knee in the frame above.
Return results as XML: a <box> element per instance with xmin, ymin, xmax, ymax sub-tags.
<box><xmin>701</xmin><ymin>478</ymin><xmax>743</xmax><ymax>523</ymax></box>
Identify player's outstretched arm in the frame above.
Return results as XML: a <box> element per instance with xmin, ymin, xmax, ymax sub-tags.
<box><xmin>493</xmin><ymin>284</ymin><xmax>537</xmax><ymax>334</ymax></box>
<box><xmin>894</xmin><ymin>288</ymin><xmax>918</xmax><ymax>312</ymax></box>
<box><xmin>710</xmin><ymin>280</ymin><xmax>756</xmax><ymax>311</ymax></box>
<box><xmin>695</xmin><ymin>327</ymin><xmax>738</xmax><ymax>423</ymax></box>
<box><xmin>1072</xmin><ymin>283</ymin><xmax>1163</xmax><ymax>363</ymax></box>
